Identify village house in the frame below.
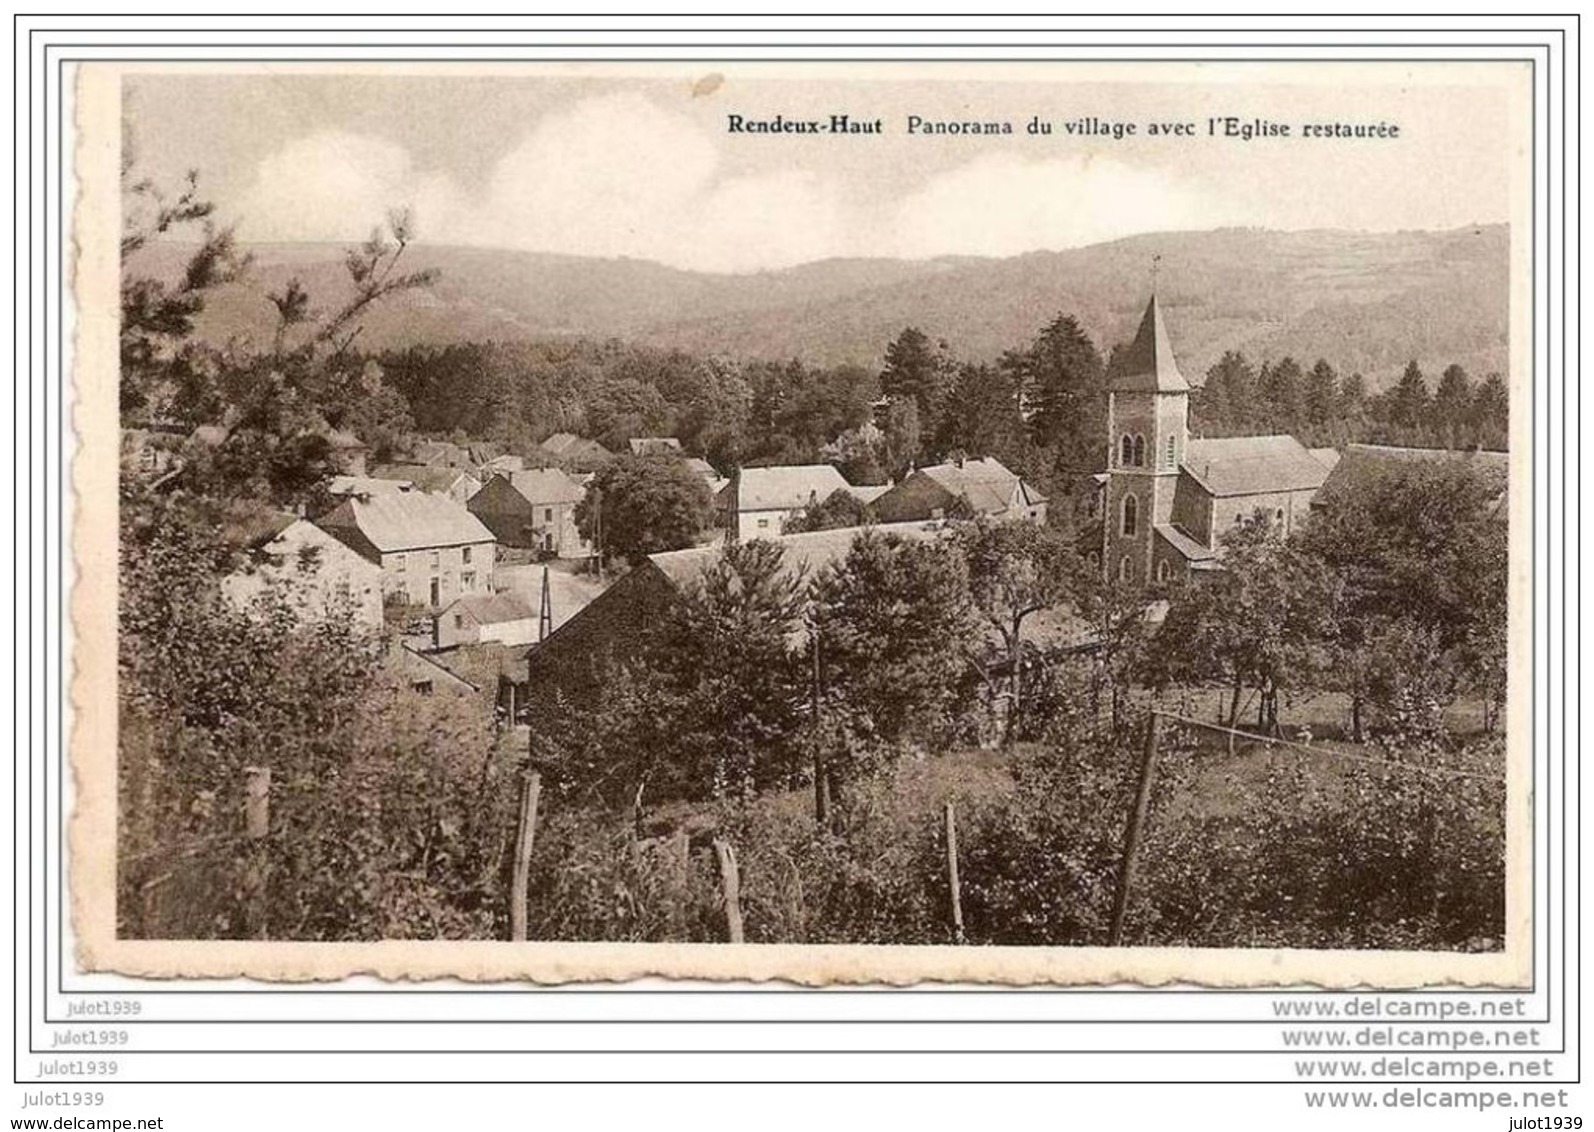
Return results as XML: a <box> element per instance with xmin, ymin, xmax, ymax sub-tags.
<box><xmin>371</xmin><ymin>462</ymin><xmax>482</xmax><ymax>506</ymax></box>
<box><xmin>1310</xmin><ymin>443</ymin><xmax>1508</xmax><ymax>515</ymax></box>
<box><xmin>479</xmin><ymin>453</ymin><xmax>526</xmax><ymax>478</ymax></box>
<box><xmin>628</xmin><ymin>437</ymin><xmax>683</xmax><ymax>456</ymax></box>
<box><xmin>537</xmin><ymin>432</ymin><xmax>613</xmax><ymax>468</ymax></box>
<box><xmin>328</xmin><ymin>474</ymin><xmax>409</xmax><ymax>498</ymax></box>
<box><xmin>682</xmin><ymin>456</ymin><xmax>728</xmax><ymax>496</ymax></box>
<box><xmin>467</xmin><ymin>467</ymin><xmax>590</xmax><ymax>557</ymax></box>
<box><xmin>412</xmin><ymin>439</ymin><xmax>474</xmax><ymax>470</ymax></box>
<box><xmin>317</xmin><ymin>490</ymin><xmax>496</xmax><ymax>611</ymax></box>
<box><xmin>432</xmin><ymin>593</ymin><xmax>539</xmax><ymax>650</ymax></box>
<box><xmin>323</xmin><ymin>427</ymin><xmax>370</xmax><ymax>476</ymax></box>
<box><xmin>870</xmin><ymin>456</ymin><xmax>1047</xmax><ymax>525</ymax></box>
<box><xmin>523</xmin><ymin>521</ymin><xmax>943</xmax><ymax>708</ymax></box>
<box><xmin>387</xmin><ymin>641</ymin><xmax>478</xmax><ymax>696</ymax></box>
<box><xmin>719</xmin><ymin>464</ymin><xmax>878</xmax><ymax>540</ymax></box>
<box><xmin>119</xmin><ymin>424</ymin><xmax>185</xmax><ymax>478</ymax></box>
<box><xmin>221</xmin><ymin>513</ymin><xmax>386</xmax><ymax>632</ymax></box>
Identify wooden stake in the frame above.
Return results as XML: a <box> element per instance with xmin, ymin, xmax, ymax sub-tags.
<box><xmin>811</xmin><ymin>623</ymin><xmax>829</xmax><ymax>828</ymax></box>
<box><xmin>242</xmin><ymin>766</ymin><xmax>271</xmax><ymax>939</ymax></box>
<box><xmin>944</xmin><ymin>801</ymin><xmax>965</xmax><ymax>945</ymax></box>
<box><xmin>244</xmin><ymin>766</ymin><xmax>271</xmax><ymax>840</ymax></box>
<box><xmin>509</xmin><ymin>771</ymin><xmax>542</xmax><ymax>942</ymax></box>
<box><xmin>1109</xmin><ymin>712</ymin><xmax>1161</xmax><ymax>947</ymax></box>
<box><xmin>713</xmin><ymin>838</ymin><xmax>744</xmax><ymax>943</ymax></box>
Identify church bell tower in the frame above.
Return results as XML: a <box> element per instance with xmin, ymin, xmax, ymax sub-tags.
<box><xmin>1102</xmin><ymin>294</ymin><xmax>1189</xmax><ymax>584</ymax></box>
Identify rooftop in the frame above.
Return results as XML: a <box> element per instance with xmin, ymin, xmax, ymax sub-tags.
<box><xmin>372</xmin><ymin>463</ymin><xmax>477</xmax><ymax>495</ymax></box>
<box><xmin>500</xmin><ymin>467</ymin><xmax>586</xmax><ymax>506</ymax></box>
<box><xmin>728</xmin><ymin>464</ymin><xmax>856</xmax><ymax>513</ymax></box>
<box><xmin>1182</xmin><ymin>435</ymin><xmax>1333</xmax><ymax>497</ymax></box>
<box><xmin>443</xmin><ymin>593</ymin><xmax>537</xmax><ymax>625</ymax></box>
<box><xmin>318</xmin><ymin>491</ymin><xmax>494</xmax><ymax>555</ymax></box>
<box><xmin>1108</xmin><ymin>294</ymin><xmax>1190</xmax><ymax>394</ymax></box>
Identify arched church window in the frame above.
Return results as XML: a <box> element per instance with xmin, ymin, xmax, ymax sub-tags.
<box><xmin>1121</xmin><ymin>494</ymin><xmax>1138</xmax><ymax>537</ymax></box>
<box><xmin>1133</xmin><ymin>435</ymin><xmax>1146</xmax><ymax>467</ymax></box>
<box><xmin>1119</xmin><ymin>556</ymin><xmax>1132</xmax><ymax>582</ymax></box>
<box><xmin>1120</xmin><ymin>434</ymin><xmax>1133</xmax><ymax>467</ymax></box>
<box><xmin>1156</xmin><ymin>559</ymin><xmax>1170</xmax><ymax>583</ymax></box>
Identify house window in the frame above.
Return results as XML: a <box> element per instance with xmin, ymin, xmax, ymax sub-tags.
<box><xmin>462</xmin><ymin>570</ymin><xmax>476</xmax><ymax>591</ymax></box>
<box><xmin>394</xmin><ymin>554</ymin><xmax>406</xmax><ymax>573</ymax></box>
<box><xmin>545</xmin><ymin>507</ymin><xmax>554</xmax><ymax>522</ymax></box>
<box><xmin>454</xmin><ymin>614</ymin><xmax>466</xmax><ymax>629</ymax></box>
<box><xmin>1121</xmin><ymin>494</ymin><xmax>1139</xmax><ymax>538</ymax></box>
<box><xmin>1275</xmin><ymin>508</ymin><xmax>1285</xmax><ymax>526</ymax></box>
<box><xmin>430</xmin><ymin>550</ymin><xmax>441</xmax><ymax>569</ymax></box>
<box><xmin>757</xmin><ymin>517</ymin><xmax>770</xmax><ymax>529</ymax></box>
<box><xmin>1119</xmin><ymin>556</ymin><xmax>1132</xmax><ymax>582</ymax></box>
<box><xmin>1156</xmin><ymin>559</ymin><xmax>1171</xmax><ymax>583</ymax></box>
<box><xmin>1120</xmin><ymin>435</ymin><xmax>1133</xmax><ymax>467</ymax></box>
<box><xmin>462</xmin><ymin>546</ymin><xmax>472</xmax><ymax>564</ymax></box>
<box><xmin>412</xmin><ymin>679</ymin><xmax>433</xmax><ymax>695</ymax></box>
<box><xmin>1132</xmin><ymin>435</ymin><xmax>1146</xmax><ymax>467</ymax></box>
<box><xmin>1166</xmin><ymin>435</ymin><xmax>1176</xmax><ymax>467</ymax></box>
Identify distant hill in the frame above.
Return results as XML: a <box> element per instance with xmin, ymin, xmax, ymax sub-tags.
<box><xmin>127</xmin><ymin>225</ymin><xmax>1509</xmax><ymax>389</ymax></box>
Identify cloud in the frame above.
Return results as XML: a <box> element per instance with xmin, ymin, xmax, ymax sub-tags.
<box><xmin>229</xmin><ymin>102</ymin><xmax>1240</xmax><ymax>271</ymax></box>
<box><xmin>889</xmin><ymin>152</ymin><xmax>1238</xmax><ymax>259</ymax></box>
<box><xmin>233</xmin><ymin>131</ymin><xmax>468</xmax><ymax>245</ymax></box>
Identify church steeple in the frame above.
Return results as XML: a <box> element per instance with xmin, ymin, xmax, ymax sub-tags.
<box><xmin>1109</xmin><ymin>294</ymin><xmax>1189</xmax><ymax>393</ymax></box>
<box><xmin>1102</xmin><ymin>291</ymin><xmax>1190</xmax><ymax>586</ymax></box>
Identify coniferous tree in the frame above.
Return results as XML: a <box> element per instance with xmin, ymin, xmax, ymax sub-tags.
<box><xmin>1004</xmin><ymin>314</ymin><xmax>1105</xmax><ymax>470</ymax></box>
<box><xmin>1304</xmin><ymin>359</ymin><xmax>1339</xmax><ymax>437</ymax></box>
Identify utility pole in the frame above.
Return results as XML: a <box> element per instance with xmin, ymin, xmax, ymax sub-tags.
<box><xmin>538</xmin><ymin>564</ymin><xmax>553</xmax><ymax>642</ymax></box>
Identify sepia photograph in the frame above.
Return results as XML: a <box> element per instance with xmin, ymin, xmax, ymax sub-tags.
<box><xmin>75</xmin><ymin>60</ymin><xmax>1531</xmax><ymax>984</ymax></box>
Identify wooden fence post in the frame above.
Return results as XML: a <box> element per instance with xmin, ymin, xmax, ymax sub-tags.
<box><xmin>713</xmin><ymin>838</ymin><xmax>744</xmax><ymax>943</ymax></box>
<box><xmin>242</xmin><ymin>766</ymin><xmax>271</xmax><ymax>939</ymax></box>
<box><xmin>944</xmin><ymin>801</ymin><xmax>965</xmax><ymax>945</ymax></box>
<box><xmin>509</xmin><ymin>771</ymin><xmax>542</xmax><ymax>942</ymax></box>
<box><xmin>1109</xmin><ymin>712</ymin><xmax>1161</xmax><ymax>947</ymax></box>
<box><xmin>810</xmin><ymin>621</ymin><xmax>829</xmax><ymax>828</ymax></box>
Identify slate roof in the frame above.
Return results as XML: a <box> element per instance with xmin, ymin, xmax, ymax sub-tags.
<box><xmin>630</xmin><ymin>437</ymin><xmax>683</xmax><ymax>455</ymax></box>
<box><xmin>372</xmin><ymin>463</ymin><xmax>477</xmax><ymax>495</ymax></box>
<box><xmin>1155</xmin><ymin>522</ymin><xmax>1219</xmax><ymax>563</ymax></box>
<box><xmin>728</xmin><ymin>464</ymin><xmax>856</xmax><ymax>512</ymax></box>
<box><xmin>850</xmin><ymin>484</ymin><xmax>891</xmax><ymax>505</ymax></box>
<box><xmin>445</xmin><ymin>593</ymin><xmax>536</xmax><ymax>625</ymax></box>
<box><xmin>413</xmin><ymin>440</ymin><xmax>472</xmax><ymax>467</ymax></box>
<box><xmin>392</xmin><ymin>643</ymin><xmax>478</xmax><ymax>692</ymax></box>
<box><xmin>1308</xmin><ymin>447</ymin><xmax>1343</xmax><ymax>474</ymax></box>
<box><xmin>1109</xmin><ymin>294</ymin><xmax>1190</xmax><ymax>393</ymax></box>
<box><xmin>1181</xmin><ymin>435</ymin><xmax>1333</xmax><ymax>497</ymax></box>
<box><xmin>329</xmin><ymin>475</ymin><xmax>410</xmax><ymax>497</ymax></box>
<box><xmin>221</xmin><ymin>506</ymin><xmax>297</xmax><ymax>551</ymax></box>
<box><xmin>1311</xmin><ymin>443</ymin><xmax>1509</xmax><ymax>513</ymax></box>
<box><xmin>502</xmin><ymin>467</ymin><xmax>585</xmax><ymax>506</ymax></box>
<box><xmin>916</xmin><ymin>457</ymin><xmax>1047</xmax><ymax>513</ymax></box>
<box><xmin>539</xmin><ymin>433</ymin><xmax>611</xmax><ymax>461</ymax></box>
<box><xmin>682</xmin><ymin>456</ymin><xmax>718</xmax><ymax>479</ymax></box>
<box><xmin>648</xmin><ymin>521</ymin><xmax>944</xmax><ymax>590</ymax></box>
<box><xmin>317</xmin><ymin>491</ymin><xmax>494</xmax><ymax>556</ymax></box>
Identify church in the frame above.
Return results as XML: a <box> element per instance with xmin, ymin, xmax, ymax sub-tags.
<box><xmin>1099</xmin><ymin>295</ymin><xmax>1338</xmax><ymax>584</ymax></box>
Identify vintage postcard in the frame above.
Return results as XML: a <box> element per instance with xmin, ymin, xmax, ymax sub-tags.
<box><xmin>72</xmin><ymin>59</ymin><xmax>1533</xmax><ymax>985</ymax></box>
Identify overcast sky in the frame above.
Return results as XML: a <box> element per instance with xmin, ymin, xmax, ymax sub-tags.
<box><xmin>123</xmin><ymin>64</ymin><xmax>1521</xmax><ymax>274</ymax></box>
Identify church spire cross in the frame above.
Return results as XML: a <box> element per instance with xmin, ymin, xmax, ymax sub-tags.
<box><xmin>1150</xmin><ymin>253</ymin><xmax>1162</xmax><ymax>293</ymax></box>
